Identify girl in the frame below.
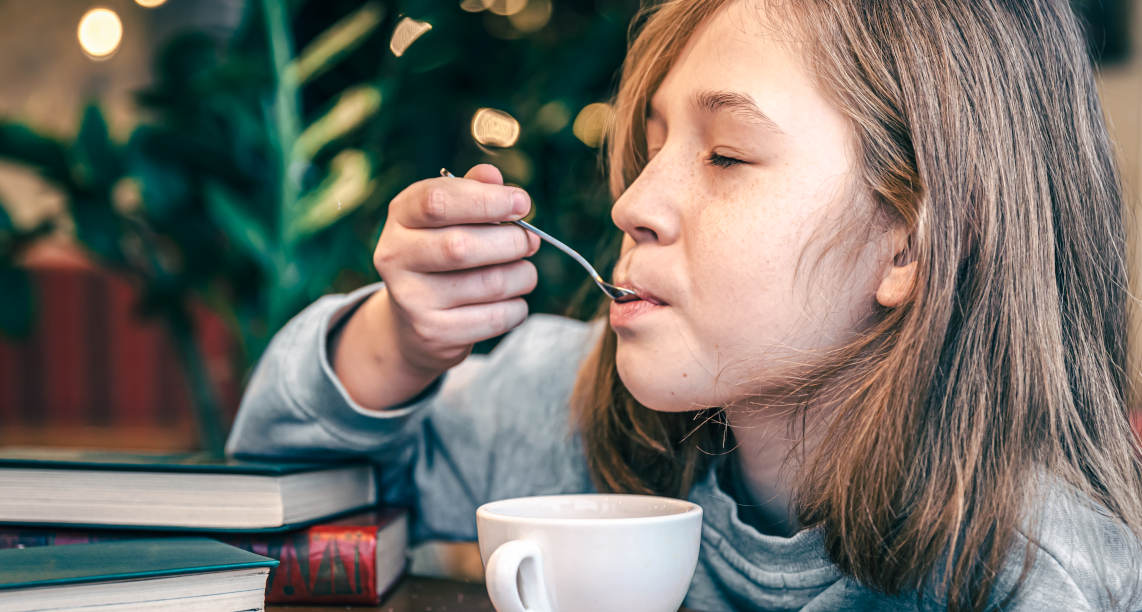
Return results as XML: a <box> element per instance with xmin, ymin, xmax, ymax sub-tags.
<box><xmin>228</xmin><ymin>0</ymin><xmax>1142</xmax><ymax>609</ymax></box>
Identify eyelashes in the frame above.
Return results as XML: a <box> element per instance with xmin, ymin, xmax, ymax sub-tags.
<box><xmin>645</xmin><ymin>148</ymin><xmax>747</xmax><ymax>169</ymax></box>
<box><xmin>706</xmin><ymin>152</ymin><xmax>745</xmax><ymax>168</ymax></box>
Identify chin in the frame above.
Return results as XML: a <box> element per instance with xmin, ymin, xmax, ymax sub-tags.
<box><xmin>614</xmin><ymin>341</ymin><xmax>710</xmax><ymax>413</ymax></box>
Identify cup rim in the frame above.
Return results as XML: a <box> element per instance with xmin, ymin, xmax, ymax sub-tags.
<box><xmin>476</xmin><ymin>493</ymin><xmax>703</xmax><ymax>527</ymax></box>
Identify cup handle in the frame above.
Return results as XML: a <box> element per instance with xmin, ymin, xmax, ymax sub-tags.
<box><xmin>485</xmin><ymin>539</ymin><xmax>553</xmax><ymax>612</ymax></box>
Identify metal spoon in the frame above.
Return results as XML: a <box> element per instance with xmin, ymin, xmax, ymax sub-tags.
<box><xmin>440</xmin><ymin>168</ymin><xmax>637</xmax><ymax>302</ymax></box>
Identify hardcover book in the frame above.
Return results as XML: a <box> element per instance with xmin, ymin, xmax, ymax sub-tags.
<box><xmin>0</xmin><ymin>509</ymin><xmax>409</xmax><ymax>605</ymax></box>
<box><xmin>0</xmin><ymin>537</ymin><xmax>277</xmax><ymax>611</ymax></box>
<box><xmin>0</xmin><ymin>447</ymin><xmax>377</xmax><ymax>530</ymax></box>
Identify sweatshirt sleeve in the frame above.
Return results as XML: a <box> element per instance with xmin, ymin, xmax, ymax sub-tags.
<box><xmin>225</xmin><ymin>283</ymin><xmax>432</xmax><ymax>459</ymax></box>
<box><xmin>225</xmin><ymin>282</ymin><xmax>602</xmax><ymax>543</ymax></box>
<box><xmin>1005</xmin><ymin>483</ymin><xmax>1142</xmax><ymax>612</ymax></box>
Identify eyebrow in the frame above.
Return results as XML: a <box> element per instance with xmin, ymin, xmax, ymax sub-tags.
<box><xmin>647</xmin><ymin>89</ymin><xmax>786</xmax><ymax>135</ymax></box>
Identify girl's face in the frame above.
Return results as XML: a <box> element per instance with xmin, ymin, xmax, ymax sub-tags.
<box><xmin>610</xmin><ymin>1</ymin><xmax>895</xmax><ymax>412</ymax></box>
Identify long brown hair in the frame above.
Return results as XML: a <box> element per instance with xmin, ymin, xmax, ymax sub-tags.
<box><xmin>573</xmin><ymin>0</ymin><xmax>1142</xmax><ymax>610</ymax></box>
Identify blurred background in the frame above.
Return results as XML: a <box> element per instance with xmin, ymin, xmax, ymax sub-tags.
<box><xmin>0</xmin><ymin>0</ymin><xmax>1138</xmax><ymax>459</ymax></box>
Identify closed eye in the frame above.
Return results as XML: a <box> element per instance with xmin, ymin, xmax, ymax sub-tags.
<box><xmin>706</xmin><ymin>152</ymin><xmax>745</xmax><ymax>168</ymax></box>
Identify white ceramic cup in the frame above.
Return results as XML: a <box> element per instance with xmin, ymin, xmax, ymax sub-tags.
<box><xmin>476</xmin><ymin>494</ymin><xmax>703</xmax><ymax>612</ymax></box>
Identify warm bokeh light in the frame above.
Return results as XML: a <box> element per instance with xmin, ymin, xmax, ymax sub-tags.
<box><xmin>573</xmin><ymin>102</ymin><xmax>613</xmax><ymax>148</ymax></box>
<box><xmin>471</xmin><ymin>108</ymin><xmax>521</xmax><ymax>148</ymax></box>
<box><xmin>488</xmin><ymin>0</ymin><xmax>528</xmax><ymax>17</ymax></box>
<box><xmin>389</xmin><ymin>17</ymin><xmax>432</xmax><ymax>57</ymax></box>
<box><xmin>508</xmin><ymin>0</ymin><xmax>553</xmax><ymax>32</ymax></box>
<box><xmin>77</xmin><ymin>8</ymin><xmax>123</xmax><ymax>60</ymax></box>
<box><xmin>494</xmin><ymin>149</ymin><xmax>534</xmax><ymax>185</ymax></box>
<box><xmin>134</xmin><ymin>0</ymin><xmax>167</xmax><ymax>7</ymax></box>
<box><xmin>111</xmin><ymin>178</ymin><xmax>143</xmax><ymax>214</ymax></box>
<box><xmin>536</xmin><ymin>101</ymin><xmax>571</xmax><ymax>134</ymax></box>
<box><xmin>459</xmin><ymin>0</ymin><xmax>493</xmax><ymax>12</ymax></box>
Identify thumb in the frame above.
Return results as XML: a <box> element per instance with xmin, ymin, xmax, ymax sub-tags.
<box><xmin>463</xmin><ymin>163</ymin><xmax>504</xmax><ymax>185</ymax></box>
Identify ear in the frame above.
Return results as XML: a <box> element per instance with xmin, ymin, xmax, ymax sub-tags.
<box><xmin>876</xmin><ymin>224</ymin><xmax>917</xmax><ymax>308</ymax></box>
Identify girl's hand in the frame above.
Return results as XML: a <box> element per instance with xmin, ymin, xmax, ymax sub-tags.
<box><xmin>371</xmin><ymin>164</ymin><xmax>541</xmax><ymax>376</ymax></box>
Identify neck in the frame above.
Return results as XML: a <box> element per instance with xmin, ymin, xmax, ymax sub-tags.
<box><xmin>723</xmin><ymin>402</ymin><xmax>827</xmax><ymax>536</ymax></box>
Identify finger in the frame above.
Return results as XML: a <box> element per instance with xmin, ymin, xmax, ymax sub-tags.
<box><xmin>395</xmin><ymin>177</ymin><xmax>531</xmax><ymax>229</ymax></box>
<box><xmin>405</xmin><ymin>224</ymin><xmax>535</xmax><ymax>273</ymax></box>
<box><xmin>425</xmin><ymin>260</ymin><xmax>538</xmax><ymax>309</ymax></box>
<box><xmin>425</xmin><ymin>299</ymin><xmax>530</xmax><ymax>346</ymax></box>
<box><xmin>463</xmin><ymin>163</ymin><xmax>504</xmax><ymax>184</ymax></box>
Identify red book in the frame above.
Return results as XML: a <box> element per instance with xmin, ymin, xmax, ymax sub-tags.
<box><xmin>0</xmin><ymin>508</ymin><xmax>409</xmax><ymax>605</ymax></box>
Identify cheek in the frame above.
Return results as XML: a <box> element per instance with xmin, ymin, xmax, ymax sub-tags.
<box><xmin>680</xmin><ymin>186</ymin><xmax>871</xmax><ymax>379</ymax></box>
<box><xmin>686</xmin><ymin>195</ymin><xmax>814</xmax><ymax>325</ymax></box>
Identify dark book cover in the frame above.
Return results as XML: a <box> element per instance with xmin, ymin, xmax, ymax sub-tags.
<box><xmin>0</xmin><ymin>447</ymin><xmax>363</xmax><ymax>475</ymax></box>
<box><xmin>0</xmin><ymin>509</ymin><xmax>408</xmax><ymax>605</ymax></box>
<box><xmin>0</xmin><ymin>537</ymin><xmax>277</xmax><ymax>590</ymax></box>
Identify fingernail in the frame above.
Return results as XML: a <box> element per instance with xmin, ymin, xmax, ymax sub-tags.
<box><xmin>511</xmin><ymin>191</ymin><xmax>530</xmax><ymax>218</ymax></box>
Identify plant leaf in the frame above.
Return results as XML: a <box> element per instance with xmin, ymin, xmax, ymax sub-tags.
<box><xmin>0</xmin><ymin>122</ymin><xmax>71</xmax><ymax>186</ymax></box>
<box><xmin>284</xmin><ymin>2</ymin><xmax>385</xmax><ymax>88</ymax></box>
<box><xmin>0</xmin><ymin>266</ymin><xmax>34</xmax><ymax>339</ymax></box>
<box><xmin>205</xmin><ymin>181</ymin><xmax>275</xmax><ymax>272</ymax></box>
<box><xmin>72</xmin><ymin>105</ymin><xmax>123</xmax><ymax>191</ymax></box>
<box><xmin>292</xmin><ymin>85</ymin><xmax>382</xmax><ymax>162</ymax></box>
<box><xmin>0</xmin><ymin>198</ymin><xmax>12</xmax><ymax>236</ymax></box>
<box><xmin>288</xmin><ymin>150</ymin><xmax>375</xmax><ymax>240</ymax></box>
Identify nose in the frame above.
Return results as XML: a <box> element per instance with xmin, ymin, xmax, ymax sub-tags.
<box><xmin>610</xmin><ymin>159</ymin><xmax>682</xmax><ymax>246</ymax></box>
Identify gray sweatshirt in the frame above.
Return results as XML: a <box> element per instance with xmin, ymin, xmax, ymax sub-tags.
<box><xmin>227</xmin><ymin>283</ymin><xmax>1142</xmax><ymax>611</ymax></box>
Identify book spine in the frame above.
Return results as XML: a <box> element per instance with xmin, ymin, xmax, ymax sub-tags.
<box><xmin>223</xmin><ymin>526</ymin><xmax>384</xmax><ymax>605</ymax></box>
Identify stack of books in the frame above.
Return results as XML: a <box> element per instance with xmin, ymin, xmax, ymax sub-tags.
<box><xmin>0</xmin><ymin>447</ymin><xmax>410</xmax><ymax>608</ymax></box>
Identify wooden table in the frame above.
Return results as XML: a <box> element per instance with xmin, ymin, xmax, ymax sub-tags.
<box><xmin>267</xmin><ymin>575</ymin><xmax>695</xmax><ymax>611</ymax></box>
<box><xmin>268</xmin><ymin>575</ymin><xmax>494</xmax><ymax>611</ymax></box>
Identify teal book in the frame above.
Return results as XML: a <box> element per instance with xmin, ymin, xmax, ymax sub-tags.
<box><xmin>0</xmin><ymin>447</ymin><xmax>377</xmax><ymax>531</ymax></box>
<box><xmin>0</xmin><ymin>537</ymin><xmax>277</xmax><ymax>611</ymax></box>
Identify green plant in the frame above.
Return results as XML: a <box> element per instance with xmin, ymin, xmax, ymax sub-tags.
<box><xmin>0</xmin><ymin>0</ymin><xmax>639</xmax><ymax>455</ymax></box>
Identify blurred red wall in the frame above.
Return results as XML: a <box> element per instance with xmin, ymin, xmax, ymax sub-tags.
<box><xmin>0</xmin><ymin>243</ymin><xmax>238</xmax><ymax>450</ymax></box>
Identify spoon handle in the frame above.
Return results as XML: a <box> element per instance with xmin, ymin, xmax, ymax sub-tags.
<box><xmin>508</xmin><ymin>219</ymin><xmax>608</xmax><ymax>285</ymax></box>
<box><xmin>438</xmin><ymin>169</ymin><xmax>608</xmax><ymax>283</ymax></box>
<box><xmin>439</xmin><ymin>168</ymin><xmax>636</xmax><ymax>301</ymax></box>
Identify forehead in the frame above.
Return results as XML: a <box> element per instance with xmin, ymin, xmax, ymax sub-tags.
<box><xmin>649</xmin><ymin>1</ymin><xmax>824</xmax><ymax>129</ymax></box>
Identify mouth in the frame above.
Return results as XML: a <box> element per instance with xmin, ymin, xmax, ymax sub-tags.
<box><xmin>613</xmin><ymin>280</ymin><xmax>667</xmax><ymax>306</ymax></box>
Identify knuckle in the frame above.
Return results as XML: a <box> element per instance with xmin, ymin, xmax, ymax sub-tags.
<box><xmin>373</xmin><ymin>242</ymin><xmax>395</xmax><ymax>273</ymax></box>
<box><xmin>408</xmin><ymin>312</ymin><xmax>441</xmax><ymax>346</ymax></box>
<box><xmin>481</xmin><ymin>267</ymin><xmax>508</xmax><ymax>297</ymax></box>
<box><xmin>480</xmin><ymin>188</ymin><xmax>495</xmax><ymax>220</ymax></box>
<box><xmin>443</xmin><ymin>232</ymin><xmax>470</xmax><ymax>265</ymax></box>
<box><xmin>422</xmin><ymin>187</ymin><xmax>448</xmax><ymax>223</ymax></box>
<box><xmin>487</xmin><ymin>306</ymin><xmax>509</xmax><ymax>333</ymax></box>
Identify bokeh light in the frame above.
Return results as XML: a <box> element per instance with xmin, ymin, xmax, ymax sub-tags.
<box><xmin>459</xmin><ymin>0</ymin><xmax>493</xmax><ymax>12</ymax></box>
<box><xmin>573</xmin><ymin>103</ymin><xmax>613</xmax><ymax>148</ymax></box>
<box><xmin>509</xmin><ymin>0</ymin><xmax>553</xmax><ymax>33</ymax></box>
<box><xmin>494</xmin><ymin>149</ymin><xmax>534</xmax><ymax>185</ymax></box>
<box><xmin>488</xmin><ymin>0</ymin><xmax>528</xmax><ymax>16</ymax></box>
<box><xmin>389</xmin><ymin>17</ymin><xmax>433</xmax><ymax>57</ymax></box>
<box><xmin>77</xmin><ymin>8</ymin><xmax>123</xmax><ymax>60</ymax></box>
<box><xmin>536</xmin><ymin>101</ymin><xmax>571</xmax><ymax>134</ymax></box>
<box><xmin>471</xmin><ymin>108</ymin><xmax>521</xmax><ymax>148</ymax></box>
<box><xmin>134</xmin><ymin>0</ymin><xmax>167</xmax><ymax>7</ymax></box>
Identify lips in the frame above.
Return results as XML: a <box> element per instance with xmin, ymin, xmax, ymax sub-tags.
<box><xmin>613</xmin><ymin>276</ymin><xmax>667</xmax><ymax>306</ymax></box>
